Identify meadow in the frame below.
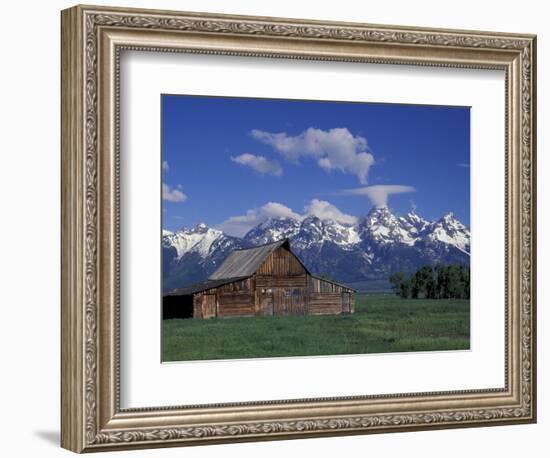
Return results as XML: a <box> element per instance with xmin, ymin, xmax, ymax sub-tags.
<box><xmin>162</xmin><ymin>293</ymin><xmax>470</xmax><ymax>362</ymax></box>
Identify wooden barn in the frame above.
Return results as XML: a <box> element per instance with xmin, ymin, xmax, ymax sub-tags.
<box><xmin>163</xmin><ymin>239</ymin><xmax>355</xmax><ymax>319</ymax></box>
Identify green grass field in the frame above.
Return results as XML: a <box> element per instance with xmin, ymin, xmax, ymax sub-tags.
<box><xmin>162</xmin><ymin>294</ymin><xmax>470</xmax><ymax>362</ymax></box>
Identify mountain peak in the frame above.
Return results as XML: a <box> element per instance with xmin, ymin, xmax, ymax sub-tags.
<box><xmin>401</xmin><ymin>210</ymin><xmax>429</xmax><ymax>233</ymax></box>
<box><xmin>365</xmin><ymin>205</ymin><xmax>396</xmax><ymax>223</ymax></box>
<box><xmin>193</xmin><ymin>222</ymin><xmax>209</xmax><ymax>233</ymax></box>
<box><xmin>302</xmin><ymin>214</ymin><xmax>323</xmax><ymax>225</ymax></box>
<box><xmin>436</xmin><ymin>212</ymin><xmax>466</xmax><ymax>230</ymax></box>
<box><xmin>368</xmin><ymin>204</ymin><xmax>390</xmax><ymax>213</ymax></box>
<box><xmin>425</xmin><ymin>212</ymin><xmax>470</xmax><ymax>253</ymax></box>
<box><xmin>163</xmin><ymin>206</ymin><xmax>471</xmax><ymax>288</ymax></box>
<box><xmin>244</xmin><ymin>216</ymin><xmax>301</xmax><ymax>245</ymax></box>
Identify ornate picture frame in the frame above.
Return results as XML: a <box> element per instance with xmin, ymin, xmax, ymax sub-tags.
<box><xmin>61</xmin><ymin>4</ymin><xmax>536</xmax><ymax>453</ymax></box>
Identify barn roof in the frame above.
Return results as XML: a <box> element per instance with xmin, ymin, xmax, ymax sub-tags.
<box><xmin>310</xmin><ymin>274</ymin><xmax>357</xmax><ymax>292</ymax></box>
<box><xmin>209</xmin><ymin>239</ymin><xmax>307</xmax><ymax>280</ymax></box>
<box><xmin>164</xmin><ymin>276</ymin><xmax>249</xmax><ymax>296</ymax></box>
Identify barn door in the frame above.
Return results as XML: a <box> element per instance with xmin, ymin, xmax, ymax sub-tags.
<box><xmin>291</xmin><ymin>288</ymin><xmax>306</xmax><ymax>315</ymax></box>
<box><xmin>260</xmin><ymin>288</ymin><xmax>273</xmax><ymax>316</ymax></box>
<box><xmin>202</xmin><ymin>294</ymin><xmax>217</xmax><ymax>319</ymax></box>
<box><xmin>273</xmin><ymin>288</ymin><xmax>284</xmax><ymax>315</ymax></box>
<box><xmin>342</xmin><ymin>292</ymin><xmax>351</xmax><ymax>313</ymax></box>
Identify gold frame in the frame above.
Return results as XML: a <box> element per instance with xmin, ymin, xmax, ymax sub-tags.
<box><xmin>61</xmin><ymin>4</ymin><xmax>537</xmax><ymax>453</ymax></box>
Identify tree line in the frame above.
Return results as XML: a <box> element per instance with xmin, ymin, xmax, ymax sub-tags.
<box><xmin>389</xmin><ymin>264</ymin><xmax>470</xmax><ymax>299</ymax></box>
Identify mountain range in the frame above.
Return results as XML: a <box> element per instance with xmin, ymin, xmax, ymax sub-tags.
<box><xmin>162</xmin><ymin>206</ymin><xmax>470</xmax><ymax>292</ymax></box>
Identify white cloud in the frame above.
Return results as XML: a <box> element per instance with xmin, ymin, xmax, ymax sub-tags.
<box><xmin>303</xmin><ymin>199</ymin><xmax>357</xmax><ymax>225</ymax></box>
<box><xmin>251</xmin><ymin>127</ymin><xmax>374</xmax><ymax>184</ymax></box>
<box><xmin>231</xmin><ymin>153</ymin><xmax>282</xmax><ymax>176</ymax></box>
<box><xmin>217</xmin><ymin>202</ymin><xmax>300</xmax><ymax>237</ymax></box>
<box><xmin>342</xmin><ymin>185</ymin><xmax>415</xmax><ymax>207</ymax></box>
<box><xmin>162</xmin><ymin>182</ymin><xmax>187</xmax><ymax>202</ymax></box>
<box><xmin>218</xmin><ymin>199</ymin><xmax>358</xmax><ymax>237</ymax></box>
<box><xmin>162</xmin><ymin>160</ymin><xmax>169</xmax><ymax>171</ymax></box>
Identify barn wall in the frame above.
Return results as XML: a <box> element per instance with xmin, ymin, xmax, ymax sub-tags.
<box><xmin>256</xmin><ymin>275</ymin><xmax>307</xmax><ymax>288</ymax></box>
<box><xmin>307</xmin><ymin>292</ymin><xmax>343</xmax><ymax>315</ymax></box>
<box><xmin>273</xmin><ymin>287</ymin><xmax>307</xmax><ymax>315</ymax></box>
<box><xmin>253</xmin><ymin>247</ymin><xmax>310</xmax><ymax>316</ymax></box>
<box><xmin>220</xmin><ymin>277</ymin><xmax>254</xmax><ymax>317</ymax></box>
<box><xmin>217</xmin><ymin>292</ymin><xmax>256</xmax><ymax>317</ymax></box>
<box><xmin>308</xmin><ymin>275</ymin><xmax>349</xmax><ymax>293</ymax></box>
<box><xmin>193</xmin><ymin>293</ymin><xmax>217</xmax><ymax>319</ymax></box>
<box><xmin>193</xmin><ymin>294</ymin><xmax>203</xmax><ymax>319</ymax></box>
<box><xmin>306</xmin><ymin>275</ymin><xmax>355</xmax><ymax>315</ymax></box>
<box><xmin>256</xmin><ymin>247</ymin><xmax>307</xmax><ymax>276</ymax></box>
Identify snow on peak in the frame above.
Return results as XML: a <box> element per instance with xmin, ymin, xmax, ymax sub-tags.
<box><xmin>244</xmin><ymin>214</ymin><xmax>359</xmax><ymax>250</ymax></box>
<box><xmin>294</xmin><ymin>215</ymin><xmax>359</xmax><ymax>250</ymax></box>
<box><xmin>361</xmin><ymin>206</ymin><xmax>416</xmax><ymax>246</ymax></box>
<box><xmin>163</xmin><ymin>223</ymin><xmax>224</xmax><ymax>259</ymax></box>
<box><xmin>244</xmin><ymin>217</ymin><xmax>301</xmax><ymax>245</ymax></box>
<box><xmin>193</xmin><ymin>222</ymin><xmax>209</xmax><ymax>233</ymax></box>
<box><xmin>425</xmin><ymin>213</ymin><xmax>470</xmax><ymax>253</ymax></box>
<box><xmin>400</xmin><ymin>211</ymin><xmax>430</xmax><ymax>235</ymax></box>
<box><xmin>164</xmin><ymin>208</ymin><xmax>470</xmax><ymax>262</ymax></box>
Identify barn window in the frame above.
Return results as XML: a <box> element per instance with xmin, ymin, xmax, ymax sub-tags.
<box><xmin>233</xmin><ymin>280</ymin><xmax>246</xmax><ymax>291</ymax></box>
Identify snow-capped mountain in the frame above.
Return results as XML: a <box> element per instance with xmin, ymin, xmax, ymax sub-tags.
<box><xmin>359</xmin><ymin>206</ymin><xmax>417</xmax><ymax>246</ymax></box>
<box><xmin>400</xmin><ymin>211</ymin><xmax>431</xmax><ymax>236</ymax></box>
<box><xmin>244</xmin><ymin>217</ymin><xmax>301</xmax><ymax>246</ymax></box>
<box><xmin>162</xmin><ymin>223</ymin><xmax>250</xmax><ymax>291</ymax></box>
<box><xmin>162</xmin><ymin>223</ymin><xmax>225</xmax><ymax>259</ymax></box>
<box><xmin>423</xmin><ymin>212</ymin><xmax>470</xmax><ymax>254</ymax></box>
<box><xmin>162</xmin><ymin>207</ymin><xmax>470</xmax><ymax>291</ymax></box>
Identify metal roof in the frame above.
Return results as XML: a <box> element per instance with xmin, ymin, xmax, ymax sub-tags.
<box><xmin>164</xmin><ymin>276</ymin><xmax>249</xmax><ymax>297</ymax></box>
<box><xmin>209</xmin><ymin>239</ymin><xmax>300</xmax><ymax>280</ymax></box>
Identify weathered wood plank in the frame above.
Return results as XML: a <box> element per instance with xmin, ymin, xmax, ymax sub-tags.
<box><xmin>218</xmin><ymin>293</ymin><xmax>255</xmax><ymax>307</ymax></box>
<box><xmin>256</xmin><ymin>247</ymin><xmax>307</xmax><ymax>276</ymax></box>
<box><xmin>256</xmin><ymin>275</ymin><xmax>307</xmax><ymax>288</ymax></box>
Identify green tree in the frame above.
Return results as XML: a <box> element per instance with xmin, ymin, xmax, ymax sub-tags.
<box><xmin>425</xmin><ymin>267</ymin><xmax>438</xmax><ymax>299</ymax></box>
<box><xmin>446</xmin><ymin>264</ymin><xmax>463</xmax><ymax>298</ymax></box>
<box><xmin>389</xmin><ymin>272</ymin><xmax>406</xmax><ymax>297</ymax></box>
<box><xmin>417</xmin><ymin>266</ymin><xmax>434</xmax><ymax>298</ymax></box>
<box><xmin>435</xmin><ymin>264</ymin><xmax>449</xmax><ymax>298</ymax></box>
<box><xmin>399</xmin><ymin>278</ymin><xmax>412</xmax><ymax>299</ymax></box>
<box><xmin>462</xmin><ymin>267</ymin><xmax>470</xmax><ymax>299</ymax></box>
<box><xmin>390</xmin><ymin>264</ymin><xmax>469</xmax><ymax>300</ymax></box>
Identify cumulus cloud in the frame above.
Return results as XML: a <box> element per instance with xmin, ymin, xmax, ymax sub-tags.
<box><xmin>217</xmin><ymin>199</ymin><xmax>357</xmax><ymax>237</ymax></box>
<box><xmin>217</xmin><ymin>202</ymin><xmax>300</xmax><ymax>237</ymax></box>
<box><xmin>162</xmin><ymin>160</ymin><xmax>169</xmax><ymax>171</ymax></box>
<box><xmin>303</xmin><ymin>199</ymin><xmax>357</xmax><ymax>225</ymax></box>
<box><xmin>231</xmin><ymin>153</ymin><xmax>283</xmax><ymax>176</ymax></box>
<box><xmin>342</xmin><ymin>185</ymin><xmax>415</xmax><ymax>207</ymax></box>
<box><xmin>162</xmin><ymin>182</ymin><xmax>187</xmax><ymax>202</ymax></box>
<box><xmin>250</xmin><ymin>127</ymin><xmax>374</xmax><ymax>184</ymax></box>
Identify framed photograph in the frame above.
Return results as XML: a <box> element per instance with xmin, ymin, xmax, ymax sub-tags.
<box><xmin>61</xmin><ymin>4</ymin><xmax>537</xmax><ymax>453</ymax></box>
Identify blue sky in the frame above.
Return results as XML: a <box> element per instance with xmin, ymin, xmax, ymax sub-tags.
<box><xmin>162</xmin><ymin>95</ymin><xmax>470</xmax><ymax>235</ymax></box>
